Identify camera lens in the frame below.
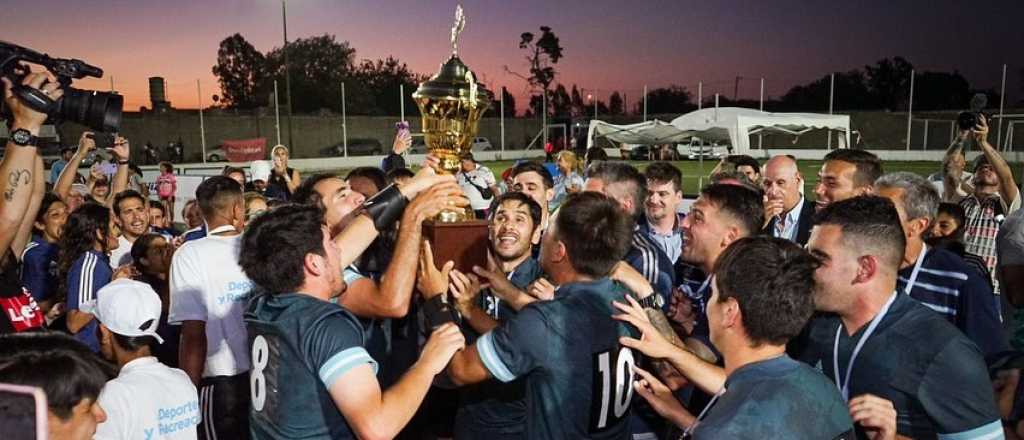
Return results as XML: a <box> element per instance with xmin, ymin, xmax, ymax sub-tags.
<box><xmin>957</xmin><ymin>111</ymin><xmax>976</xmax><ymax>131</ymax></box>
<box><xmin>56</xmin><ymin>87</ymin><xmax>123</xmax><ymax>133</ymax></box>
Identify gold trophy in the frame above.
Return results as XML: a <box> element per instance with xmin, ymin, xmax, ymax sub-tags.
<box><xmin>415</xmin><ymin>4</ymin><xmax>493</xmax><ymax>271</ymax></box>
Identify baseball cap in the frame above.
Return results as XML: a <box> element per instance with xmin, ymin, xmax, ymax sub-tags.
<box><xmin>250</xmin><ymin>160</ymin><xmax>271</xmax><ymax>183</ymax></box>
<box><xmin>80</xmin><ymin>279</ymin><xmax>164</xmax><ymax>344</ymax></box>
<box><xmin>973</xmin><ymin>155</ymin><xmax>992</xmax><ymax>171</ymax></box>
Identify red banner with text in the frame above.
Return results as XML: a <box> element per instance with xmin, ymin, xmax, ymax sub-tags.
<box><xmin>222</xmin><ymin>138</ymin><xmax>267</xmax><ymax>162</ymax></box>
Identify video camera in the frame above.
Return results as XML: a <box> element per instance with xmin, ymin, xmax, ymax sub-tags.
<box><xmin>957</xmin><ymin>93</ymin><xmax>989</xmax><ymax>131</ymax></box>
<box><xmin>0</xmin><ymin>41</ymin><xmax>122</xmax><ymax>132</ymax></box>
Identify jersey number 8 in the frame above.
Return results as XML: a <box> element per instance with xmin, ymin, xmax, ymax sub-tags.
<box><xmin>591</xmin><ymin>347</ymin><xmax>636</xmax><ymax>431</ymax></box>
<box><xmin>251</xmin><ymin>335</ymin><xmax>270</xmax><ymax>412</ymax></box>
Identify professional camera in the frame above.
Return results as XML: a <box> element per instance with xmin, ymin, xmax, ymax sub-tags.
<box><xmin>0</xmin><ymin>41</ymin><xmax>122</xmax><ymax>132</ymax></box>
<box><xmin>957</xmin><ymin>93</ymin><xmax>989</xmax><ymax>131</ymax></box>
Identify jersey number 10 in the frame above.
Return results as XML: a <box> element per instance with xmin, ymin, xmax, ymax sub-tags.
<box><xmin>591</xmin><ymin>347</ymin><xmax>636</xmax><ymax>432</ymax></box>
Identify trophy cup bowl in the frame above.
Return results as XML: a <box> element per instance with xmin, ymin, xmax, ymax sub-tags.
<box><xmin>413</xmin><ymin>54</ymin><xmax>493</xmax><ymax>271</ymax></box>
<box><xmin>413</xmin><ymin>55</ymin><xmax>492</xmax><ymax>222</ymax></box>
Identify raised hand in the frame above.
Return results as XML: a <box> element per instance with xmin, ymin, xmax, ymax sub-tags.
<box><xmin>417</xmin><ymin>240</ymin><xmax>454</xmax><ymax>299</ymax></box>
<box><xmin>418</xmin><ymin>322</ymin><xmax>466</xmax><ymax>374</ymax></box>
<box><xmin>449</xmin><ymin>269</ymin><xmax>483</xmax><ymax>315</ymax></box>
<box><xmin>528</xmin><ymin>278</ymin><xmax>556</xmax><ymax>300</ymax></box>
<box><xmin>613</xmin><ymin>295</ymin><xmax>679</xmax><ymax>360</ymax></box>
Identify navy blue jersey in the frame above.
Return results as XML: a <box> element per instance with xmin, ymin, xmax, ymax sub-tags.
<box><xmin>898</xmin><ymin>247</ymin><xmax>1007</xmax><ymax>356</ymax></box>
<box><xmin>625</xmin><ymin>229</ymin><xmax>674</xmax><ymax>311</ymax></box>
<box><xmin>245</xmin><ymin>292</ymin><xmax>376</xmax><ymax>440</ymax></box>
<box><xmin>456</xmin><ymin>257</ymin><xmax>544</xmax><ymax>439</ymax></box>
<box><xmin>66</xmin><ymin>250</ymin><xmax>112</xmax><ymax>352</ymax></box>
<box><xmin>182</xmin><ymin>225</ymin><xmax>207</xmax><ymax>243</ymax></box>
<box><xmin>476</xmin><ymin>278</ymin><xmax>640</xmax><ymax>440</ymax></box>
<box><xmin>20</xmin><ymin>237</ymin><xmax>59</xmax><ymax>302</ymax></box>
<box><xmin>692</xmin><ymin>355</ymin><xmax>854</xmax><ymax>439</ymax></box>
<box><xmin>793</xmin><ymin>294</ymin><xmax>1001</xmax><ymax>439</ymax></box>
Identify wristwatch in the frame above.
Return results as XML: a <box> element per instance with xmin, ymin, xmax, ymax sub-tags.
<box><xmin>636</xmin><ymin>293</ymin><xmax>664</xmax><ymax>310</ymax></box>
<box><xmin>10</xmin><ymin>129</ymin><xmax>38</xmax><ymax>147</ymax></box>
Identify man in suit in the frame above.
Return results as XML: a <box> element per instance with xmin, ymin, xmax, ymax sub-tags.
<box><xmin>762</xmin><ymin>155</ymin><xmax>815</xmax><ymax>245</ymax></box>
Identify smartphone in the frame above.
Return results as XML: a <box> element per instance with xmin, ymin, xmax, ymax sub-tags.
<box><xmin>86</xmin><ymin>132</ymin><xmax>116</xmax><ymax>149</ymax></box>
<box><xmin>100</xmin><ymin>162</ymin><xmax>118</xmax><ymax>175</ymax></box>
<box><xmin>396</xmin><ymin>121</ymin><xmax>410</xmax><ymax>137</ymax></box>
<box><xmin>0</xmin><ymin>383</ymin><xmax>48</xmax><ymax>440</ymax></box>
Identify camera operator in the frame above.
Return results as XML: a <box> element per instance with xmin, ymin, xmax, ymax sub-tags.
<box><xmin>943</xmin><ymin>115</ymin><xmax>1020</xmax><ymax>294</ymax></box>
<box><xmin>0</xmin><ymin>70</ymin><xmax>52</xmax><ymax>334</ymax></box>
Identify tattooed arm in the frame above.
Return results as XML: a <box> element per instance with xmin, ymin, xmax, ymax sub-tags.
<box><xmin>1</xmin><ymin>71</ymin><xmax>55</xmax><ymax>254</ymax></box>
<box><xmin>11</xmin><ymin>156</ymin><xmax>45</xmax><ymax>260</ymax></box>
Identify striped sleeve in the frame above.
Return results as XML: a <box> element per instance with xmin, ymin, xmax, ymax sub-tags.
<box><xmin>475</xmin><ymin>304</ymin><xmax>550</xmax><ymax>383</ymax></box>
<box><xmin>318</xmin><ymin>347</ymin><xmax>377</xmax><ymax>388</ymax></box>
<box><xmin>936</xmin><ymin>420</ymin><xmax>1004</xmax><ymax>440</ymax></box>
<box><xmin>306</xmin><ymin>311</ymin><xmax>377</xmax><ymax>389</ymax></box>
<box><xmin>67</xmin><ymin>253</ymin><xmax>104</xmax><ymax>311</ymax></box>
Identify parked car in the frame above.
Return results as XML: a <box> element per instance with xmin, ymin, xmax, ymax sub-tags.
<box><xmin>410</xmin><ymin>137</ymin><xmax>493</xmax><ymax>154</ymax></box>
<box><xmin>628</xmin><ymin>145</ymin><xmax>652</xmax><ymax>160</ymax></box>
<box><xmin>471</xmin><ymin>137</ymin><xmax>493</xmax><ymax>151</ymax></box>
<box><xmin>684</xmin><ymin>142</ymin><xmax>727</xmax><ymax>160</ymax></box>
<box><xmin>319</xmin><ymin>138</ymin><xmax>384</xmax><ymax>157</ymax></box>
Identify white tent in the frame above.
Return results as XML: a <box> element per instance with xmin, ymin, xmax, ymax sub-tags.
<box><xmin>586</xmin><ymin>107</ymin><xmax>851</xmax><ymax>154</ymax></box>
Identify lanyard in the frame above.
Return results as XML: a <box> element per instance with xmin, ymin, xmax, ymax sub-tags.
<box><xmin>208</xmin><ymin>224</ymin><xmax>236</xmax><ymax>235</ymax></box>
<box><xmin>680</xmin><ymin>387</ymin><xmax>726</xmax><ymax>439</ymax></box>
<box><xmin>833</xmin><ymin>292</ymin><xmax>898</xmax><ymax>401</ymax></box>
<box><xmin>902</xmin><ymin>245</ymin><xmax>928</xmax><ymax>296</ymax></box>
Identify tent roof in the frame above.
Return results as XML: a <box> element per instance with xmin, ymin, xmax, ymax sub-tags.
<box><xmin>587</xmin><ymin>107</ymin><xmax>850</xmax><ymax>152</ymax></box>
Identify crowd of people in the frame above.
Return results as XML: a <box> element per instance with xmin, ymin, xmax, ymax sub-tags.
<box><xmin>3</xmin><ymin>69</ymin><xmax>1024</xmax><ymax>440</ymax></box>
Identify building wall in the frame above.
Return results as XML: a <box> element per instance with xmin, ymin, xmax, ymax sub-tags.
<box><xmin>58</xmin><ymin>113</ymin><xmax>545</xmax><ymax>160</ymax></box>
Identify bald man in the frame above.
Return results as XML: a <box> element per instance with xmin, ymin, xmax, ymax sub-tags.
<box><xmin>761</xmin><ymin>155</ymin><xmax>815</xmax><ymax>245</ymax></box>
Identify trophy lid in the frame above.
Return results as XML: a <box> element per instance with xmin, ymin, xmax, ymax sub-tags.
<box><xmin>413</xmin><ymin>55</ymin><xmax>492</xmax><ymax>107</ymax></box>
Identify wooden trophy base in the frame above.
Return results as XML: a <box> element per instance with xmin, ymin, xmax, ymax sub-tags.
<box><xmin>422</xmin><ymin>219</ymin><xmax>490</xmax><ymax>273</ymax></box>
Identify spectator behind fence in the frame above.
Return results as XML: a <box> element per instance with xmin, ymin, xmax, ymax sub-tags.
<box><xmin>266</xmin><ymin>145</ymin><xmax>300</xmax><ymax>200</ymax></box>
<box><xmin>457</xmin><ymin>152</ymin><xmax>500</xmax><ymax>219</ymax></box>
<box><xmin>551</xmin><ymin>150</ymin><xmax>584</xmax><ymax>209</ymax></box>
<box><xmin>943</xmin><ymin>115</ymin><xmax>1019</xmax><ymax>295</ymax></box>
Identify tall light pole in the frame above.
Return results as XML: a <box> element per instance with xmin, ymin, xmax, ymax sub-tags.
<box><xmin>587</xmin><ymin>94</ymin><xmax>596</xmax><ymax>119</ymax></box>
<box><xmin>282</xmin><ymin>0</ymin><xmax>294</xmax><ymax>148</ymax></box>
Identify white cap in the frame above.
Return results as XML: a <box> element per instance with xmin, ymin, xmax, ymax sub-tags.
<box><xmin>250</xmin><ymin>160</ymin><xmax>272</xmax><ymax>183</ymax></box>
<box><xmin>80</xmin><ymin>279</ymin><xmax>164</xmax><ymax>344</ymax></box>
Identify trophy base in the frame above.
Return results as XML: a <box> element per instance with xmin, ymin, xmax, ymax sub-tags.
<box><xmin>423</xmin><ymin>218</ymin><xmax>490</xmax><ymax>273</ymax></box>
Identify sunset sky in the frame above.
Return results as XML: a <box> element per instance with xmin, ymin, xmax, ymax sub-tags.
<box><xmin>5</xmin><ymin>0</ymin><xmax>1022</xmax><ymax>113</ymax></box>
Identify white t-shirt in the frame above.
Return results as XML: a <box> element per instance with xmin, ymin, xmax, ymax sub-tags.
<box><xmin>457</xmin><ymin>164</ymin><xmax>497</xmax><ymax>210</ymax></box>
<box><xmin>94</xmin><ymin>357</ymin><xmax>200</xmax><ymax>440</ymax></box>
<box><xmin>169</xmin><ymin>229</ymin><xmax>252</xmax><ymax>377</ymax></box>
<box><xmin>998</xmin><ymin>208</ymin><xmax>1024</xmax><ymax>266</ymax></box>
<box><xmin>108</xmin><ymin>235</ymin><xmax>134</xmax><ymax>269</ymax></box>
